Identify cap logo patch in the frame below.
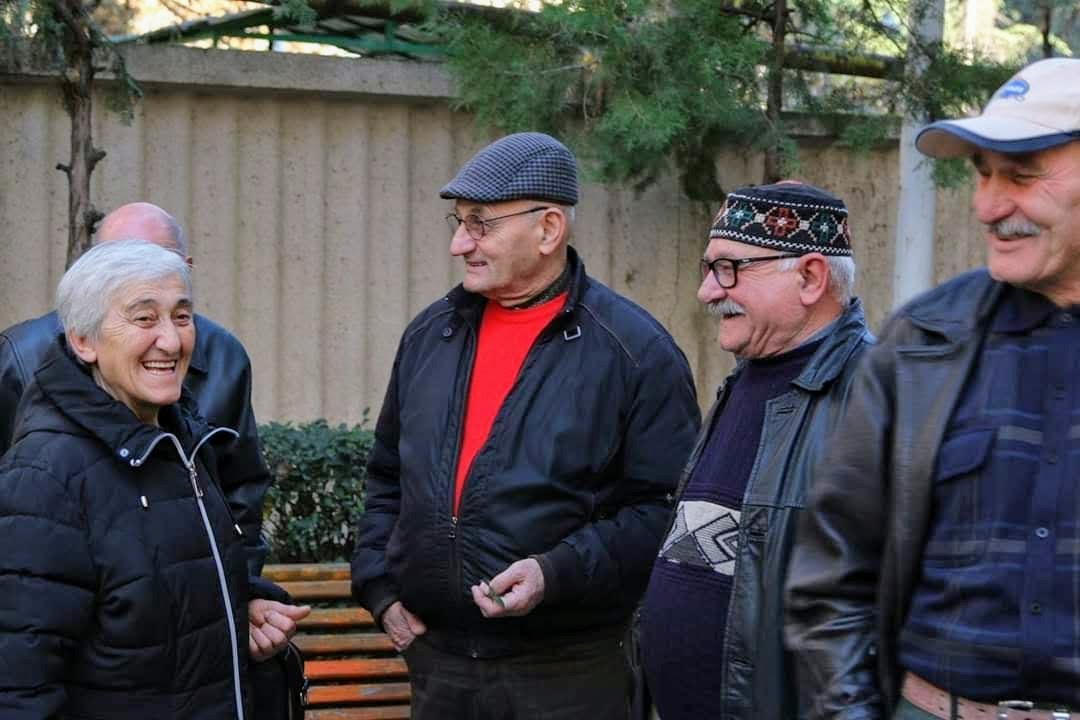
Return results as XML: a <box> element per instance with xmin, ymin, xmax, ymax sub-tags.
<box><xmin>996</xmin><ymin>78</ymin><xmax>1030</xmax><ymax>102</ymax></box>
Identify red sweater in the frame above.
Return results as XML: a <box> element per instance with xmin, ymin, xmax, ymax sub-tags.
<box><xmin>453</xmin><ymin>293</ymin><xmax>566</xmax><ymax>514</ymax></box>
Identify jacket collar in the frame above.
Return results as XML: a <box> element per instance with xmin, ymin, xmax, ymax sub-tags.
<box><xmin>445</xmin><ymin>246</ymin><xmax>588</xmax><ymax>324</ymax></box>
<box><xmin>187</xmin><ymin>314</ymin><xmax>210</xmax><ymax>376</ymax></box>
<box><xmin>904</xmin><ymin>269</ymin><xmax>1004</xmax><ymax>343</ymax></box>
<box><xmin>21</xmin><ymin>338</ymin><xmax>215</xmax><ymax>463</ymax></box>
<box><xmin>792</xmin><ymin>297</ymin><xmax>872</xmax><ymax>393</ymax></box>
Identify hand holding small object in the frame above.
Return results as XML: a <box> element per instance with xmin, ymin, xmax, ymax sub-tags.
<box><xmin>470</xmin><ymin>559</ymin><xmax>545</xmax><ymax>618</ymax></box>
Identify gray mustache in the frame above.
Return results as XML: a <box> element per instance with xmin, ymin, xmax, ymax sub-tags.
<box><xmin>706</xmin><ymin>300</ymin><xmax>746</xmax><ymax>317</ymax></box>
<box><xmin>988</xmin><ymin>215</ymin><xmax>1040</xmax><ymax>239</ymax></box>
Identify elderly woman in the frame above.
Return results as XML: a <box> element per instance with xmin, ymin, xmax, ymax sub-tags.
<box><xmin>0</xmin><ymin>240</ymin><xmax>305</xmax><ymax>718</ymax></box>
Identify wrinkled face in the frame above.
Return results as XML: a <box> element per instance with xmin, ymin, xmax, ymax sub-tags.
<box><xmin>449</xmin><ymin>200</ymin><xmax>547</xmax><ymax>303</ymax></box>
<box><xmin>697</xmin><ymin>238</ymin><xmax>807</xmax><ymax>358</ymax></box>
<box><xmin>74</xmin><ymin>276</ymin><xmax>194</xmax><ymax>425</ymax></box>
<box><xmin>973</xmin><ymin>143</ymin><xmax>1080</xmax><ymax>305</ymax></box>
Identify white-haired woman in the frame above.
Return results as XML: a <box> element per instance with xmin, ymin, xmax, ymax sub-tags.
<box><xmin>0</xmin><ymin>240</ymin><xmax>305</xmax><ymax>718</ymax></box>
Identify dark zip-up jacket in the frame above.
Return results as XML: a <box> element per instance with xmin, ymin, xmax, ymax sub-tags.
<box><xmin>785</xmin><ymin>270</ymin><xmax>1003</xmax><ymax>719</ymax></box>
<box><xmin>661</xmin><ymin>299</ymin><xmax>871</xmax><ymax>720</ymax></box>
<box><xmin>0</xmin><ymin>311</ymin><xmax>271</xmax><ymax>575</ymax></box>
<box><xmin>350</xmin><ymin>248</ymin><xmax>700</xmax><ymax>658</ymax></box>
<box><xmin>0</xmin><ymin>340</ymin><xmax>286</xmax><ymax>719</ymax></box>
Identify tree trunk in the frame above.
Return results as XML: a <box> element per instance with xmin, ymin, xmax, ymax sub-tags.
<box><xmin>1042</xmin><ymin>1</ymin><xmax>1054</xmax><ymax>58</ymax></box>
<box><xmin>55</xmin><ymin>0</ymin><xmax>105</xmax><ymax>268</ymax></box>
<box><xmin>763</xmin><ymin>0</ymin><xmax>787</xmax><ymax>183</ymax></box>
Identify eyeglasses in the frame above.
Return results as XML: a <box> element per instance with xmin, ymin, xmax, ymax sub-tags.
<box><xmin>445</xmin><ymin>206</ymin><xmax>551</xmax><ymax>241</ymax></box>
<box><xmin>700</xmin><ymin>254</ymin><xmax>797</xmax><ymax>289</ymax></box>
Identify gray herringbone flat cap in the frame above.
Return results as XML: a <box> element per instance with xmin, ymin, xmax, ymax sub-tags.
<box><xmin>440</xmin><ymin>132</ymin><xmax>579</xmax><ymax>206</ymax></box>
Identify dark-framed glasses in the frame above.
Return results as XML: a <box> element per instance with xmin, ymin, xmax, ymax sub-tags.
<box><xmin>700</xmin><ymin>254</ymin><xmax>798</xmax><ymax>289</ymax></box>
<box><xmin>445</xmin><ymin>206</ymin><xmax>551</xmax><ymax>241</ymax></box>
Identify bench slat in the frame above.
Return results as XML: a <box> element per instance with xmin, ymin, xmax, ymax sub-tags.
<box><xmin>306</xmin><ymin>681</ymin><xmax>411</xmax><ymax>705</ymax></box>
<box><xmin>298</xmin><ymin>607</ymin><xmax>375</xmax><ymax>630</ymax></box>
<box><xmin>263</xmin><ymin>563</ymin><xmax>350</xmax><ymax>582</ymax></box>
<box><xmin>294</xmin><ymin>633</ymin><xmax>396</xmax><ymax>655</ymax></box>
<box><xmin>307</xmin><ymin>705</ymin><xmax>411</xmax><ymax>719</ymax></box>
<box><xmin>279</xmin><ymin>579</ymin><xmax>352</xmax><ymax>601</ymax></box>
<box><xmin>307</xmin><ymin>658</ymin><xmax>408</xmax><ymax>681</ymax></box>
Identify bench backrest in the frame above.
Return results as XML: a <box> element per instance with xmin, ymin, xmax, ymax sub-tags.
<box><xmin>263</xmin><ymin>563</ymin><xmax>410</xmax><ymax>720</ymax></box>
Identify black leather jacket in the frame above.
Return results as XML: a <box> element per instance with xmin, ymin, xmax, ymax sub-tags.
<box><xmin>785</xmin><ymin>270</ymin><xmax>1003</xmax><ymax>719</ymax></box>
<box><xmin>0</xmin><ymin>311</ymin><xmax>271</xmax><ymax>575</ymax></box>
<box><xmin>662</xmin><ymin>299</ymin><xmax>871</xmax><ymax>720</ymax></box>
<box><xmin>351</xmin><ymin>248</ymin><xmax>701</xmax><ymax>658</ymax></box>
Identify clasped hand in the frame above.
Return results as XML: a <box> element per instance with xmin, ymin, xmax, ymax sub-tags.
<box><xmin>248</xmin><ymin>598</ymin><xmax>312</xmax><ymax>662</ymax></box>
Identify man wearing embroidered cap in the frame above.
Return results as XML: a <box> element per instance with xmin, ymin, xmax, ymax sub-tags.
<box><xmin>787</xmin><ymin>57</ymin><xmax>1080</xmax><ymax>719</ymax></box>
<box><xmin>640</xmin><ymin>180</ymin><xmax>871</xmax><ymax>719</ymax></box>
<box><xmin>350</xmin><ymin>132</ymin><xmax>699</xmax><ymax>719</ymax></box>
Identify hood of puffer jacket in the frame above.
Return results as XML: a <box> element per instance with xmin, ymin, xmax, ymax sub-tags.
<box><xmin>11</xmin><ymin>337</ymin><xmax>227</xmax><ymax>463</ymax></box>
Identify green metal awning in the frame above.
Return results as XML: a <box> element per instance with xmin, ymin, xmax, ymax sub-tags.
<box><xmin>111</xmin><ymin>1</ymin><xmax>501</xmax><ymax>60</ymax></box>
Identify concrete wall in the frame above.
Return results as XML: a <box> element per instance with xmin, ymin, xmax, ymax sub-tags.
<box><xmin>0</xmin><ymin>46</ymin><xmax>985</xmax><ymax>425</ymax></box>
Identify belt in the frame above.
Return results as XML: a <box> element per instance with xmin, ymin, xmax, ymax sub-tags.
<box><xmin>902</xmin><ymin>672</ymin><xmax>1075</xmax><ymax>720</ymax></box>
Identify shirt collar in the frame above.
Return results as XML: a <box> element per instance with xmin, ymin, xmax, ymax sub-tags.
<box><xmin>991</xmin><ymin>285</ymin><xmax>1058</xmax><ymax>333</ymax></box>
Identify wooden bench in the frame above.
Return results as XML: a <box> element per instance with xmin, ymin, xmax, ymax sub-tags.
<box><xmin>262</xmin><ymin>563</ymin><xmax>410</xmax><ymax>720</ymax></box>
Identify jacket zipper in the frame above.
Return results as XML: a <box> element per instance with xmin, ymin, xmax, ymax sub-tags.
<box><xmin>448</xmin><ymin>304</ymin><xmax>572</xmax><ymax>587</ymax></box>
<box><xmin>447</xmin><ymin>321</ymin><xmax>476</xmax><ymax>612</ymax></box>
<box><xmin>131</xmin><ymin>427</ymin><xmax>245</xmax><ymax>720</ymax></box>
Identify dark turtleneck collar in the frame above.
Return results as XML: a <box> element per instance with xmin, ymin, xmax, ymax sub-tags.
<box><xmin>510</xmin><ymin>260</ymin><xmax>571</xmax><ymax>310</ymax></box>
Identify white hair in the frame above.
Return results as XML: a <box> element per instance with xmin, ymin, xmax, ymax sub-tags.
<box><xmin>57</xmin><ymin>239</ymin><xmax>193</xmax><ymax>341</ymax></box>
<box><xmin>776</xmin><ymin>255</ymin><xmax>857</xmax><ymax>306</ymax></box>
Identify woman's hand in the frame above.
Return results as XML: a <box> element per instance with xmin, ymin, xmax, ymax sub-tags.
<box><xmin>248</xmin><ymin>599</ymin><xmax>311</xmax><ymax>662</ymax></box>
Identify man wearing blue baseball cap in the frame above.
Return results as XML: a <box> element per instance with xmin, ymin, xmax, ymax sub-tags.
<box><xmin>787</xmin><ymin>57</ymin><xmax>1080</xmax><ymax>719</ymax></box>
<box><xmin>350</xmin><ymin>132</ymin><xmax>700</xmax><ymax>719</ymax></box>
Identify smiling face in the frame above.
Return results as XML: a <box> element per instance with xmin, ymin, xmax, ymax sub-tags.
<box><xmin>69</xmin><ymin>275</ymin><xmax>195</xmax><ymax>425</ymax></box>
<box><xmin>449</xmin><ymin>200</ymin><xmax>560</xmax><ymax>305</ymax></box>
<box><xmin>973</xmin><ymin>143</ymin><xmax>1080</xmax><ymax>306</ymax></box>
<box><xmin>697</xmin><ymin>238</ymin><xmax>814</xmax><ymax>358</ymax></box>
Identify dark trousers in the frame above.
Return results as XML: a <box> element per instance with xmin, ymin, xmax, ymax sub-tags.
<box><xmin>403</xmin><ymin>632</ymin><xmax>631</xmax><ymax>720</ymax></box>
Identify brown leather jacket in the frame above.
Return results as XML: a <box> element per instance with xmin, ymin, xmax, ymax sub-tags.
<box><xmin>784</xmin><ymin>269</ymin><xmax>1004</xmax><ymax>719</ymax></box>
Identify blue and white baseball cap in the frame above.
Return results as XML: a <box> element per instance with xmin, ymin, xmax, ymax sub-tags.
<box><xmin>916</xmin><ymin>58</ymin><xmax>1080</xmax><ymax>158</ymax></box>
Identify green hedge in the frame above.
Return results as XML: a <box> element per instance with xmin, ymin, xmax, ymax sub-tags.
<box><xmin>259</xmin><ymin>418</ymin><xmax>374</xmax><ymax>564</ymax></box>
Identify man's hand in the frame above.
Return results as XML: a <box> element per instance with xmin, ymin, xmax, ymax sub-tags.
<box><xmin>381</xmin><ymin>601</ymin><xmax>427</xmax><ymax>652</ymax></box>
<box><xmin>248</xmin><ymin>599</ymin><xmax>311</xmax><ymax>663</ymax></box>
<box><xmin>470</xmin><ymin>558</ymin><xmax>545</xmax><ymax>618</ymax></box>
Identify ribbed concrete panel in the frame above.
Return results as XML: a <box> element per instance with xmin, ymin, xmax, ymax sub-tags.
<box><xmin>323</xmin><ymin>102</ymin><xmax>371</xmax><ymax>425</ymax></box>
<box><xmin>571</xmin><ymin>184</ymin><xmax>613</xmax><ymax>287</ymax></box>
<box><xmin>93</xmin><ymin>100</ymin><xmax>143</xmax><ymax>218</ymax></box>
<box><xmin>189</xmin><ymin>97</ymin><xmax>240</xmax><ymax>331</ymax></box>
<box><xmin>141</xmin><ymin>91</ymin><xmax>193</xmax><ymax>233</ymax></box>
<box><xmin>364</xmin><ymin>105</ymin><xmax>412</xmax><ymax>416</ymax></box>
<box><xmin>46</xmin><ymin>98</ymin><xmax>71</xmax><ymax>293</ymax></box>
<box><xmin>0</xmin><ymin>47</ymin><xmax>987</xmax><ymax>426</ymax></box>
<box><xmin>278</xmin><ymin>98</ymin><xmax>327</xmax><ymax>420</ymax></box>
<box><xmin>0</xmin><ymin>86</ymin><xmax>53</xmax><ymax>316</ymax></box>
<box><xmin>235</xmin><ymin>96</ymin><xmax>282</xmax><ymax>422</ymax></box>
<box><xmin>407</xmin><ymin>105</ymin><xmax>457</xmax><ymax>319</ymax></box>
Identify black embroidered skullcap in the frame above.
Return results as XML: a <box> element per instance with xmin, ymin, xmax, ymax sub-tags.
<box><xmin>440</xmin><ymin>132</ymin><xmax>579</xmax><ymax>206</ymax></box>
<box><xmin>709</xmin><ymin>181</ymin><xmax>852</xmax><ymax>256</ymax></box>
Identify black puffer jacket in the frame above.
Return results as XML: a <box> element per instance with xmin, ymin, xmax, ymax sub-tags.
<box><xmin>351</xmin><ymin>248</ymin><xmax>700</xmax><ymax>658</ymax></box>
<box><xmin>0</xmin><ymin>340</ymin><xmax>277</xmax><ymax>719</ymax></box>
<box><xmin>0</xmin><ymin>311</ymin><xmax>272</xmax><ymax>576</ymax></box>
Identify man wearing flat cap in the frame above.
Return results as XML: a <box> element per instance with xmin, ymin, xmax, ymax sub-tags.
<box><xmin>350</xmin><ymin>131</ymin><xmax>700</xmax><ymax>718</ymax></box>
<box><xmin>786</xmin><ymin>57</ymin><xmax>1080</xmax><ymax>720</ymax></box>
<box><xmin>639</xmin><ymin>180</ymin><xmax>871</xmax><ymax>719</ymax></box>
